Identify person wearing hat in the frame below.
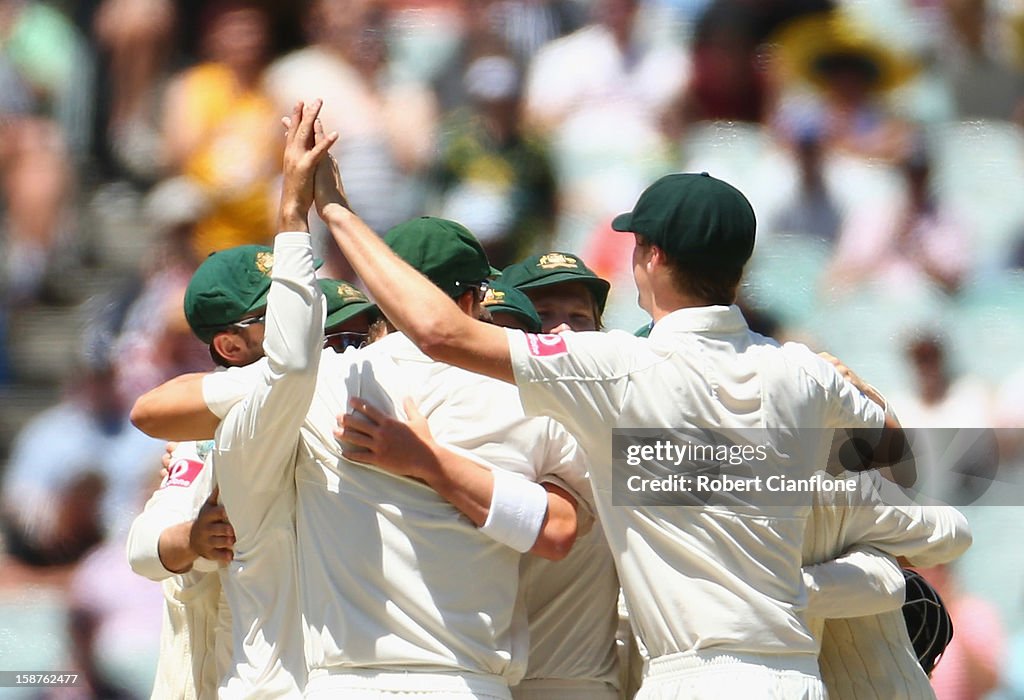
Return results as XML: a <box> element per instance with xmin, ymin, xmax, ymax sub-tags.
<box><xmin>481</xmin><ymin>283</ymin><xmax>542</xmax><ymax>333</ymax></box>
<box><xmin>501</xmin><ymin>252</ymin><xmax>610</xmax><ymax>333</ymax></box>
<box><xmin>316</xmin><ymin>162</ymin><xmax>910</xmax><ymax>698</ymax></box>
<box><xmin>319</xmin><ymin>278</ymin><xmax>379</xmax><ymax>352</ymax></box>
<box><xmin>132</xmin><ymin>211</ymin><xmax>590</xmax><ymax>699</ymax></box>
<box><xmin>129</xmin><ymin>98</ymin><xmax>336</xmax><ymax>699</ymax></box>
<box><xmin>489</xmin><ymin>253</ymin><xmax>622</xmax><ymax>699</ymax></box>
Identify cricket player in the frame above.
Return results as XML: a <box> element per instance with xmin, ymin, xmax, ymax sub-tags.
<box><xmin>130</xmin><ymin>99</ymin><xmax>338</xmax><ymax>699</ymax></box>
<box><xmin>127</xmin><ymin>275</ymin><xmax>383</xmax><ymax>700</ymax></box>
<box><xmin>490</xmin><ymin>255</ymin><xmax>621</xmax><ymax>700</ymax></box>
<box><xmin>126</xmin><ymin>232</ymin><xmax>291</xmax><ymax>700</ymax></box>
<box><xmin>313</xmin><ymin>164</ymin><xmax>911</xmax><ymax>698</ymax></box>
<box><xmin>804</xmin><ymin>478</ymin><xmax>972</xmax><ymax>698</ymax></box>
<box><xmin>127</xmin><ymin>439</ymin><xmax>225</xmax><ymax>700</ymax></box>
<box><xmin>481</xmin><ymin>283</ymin><xmax>542</xmax><ymax>333</ymax></box>
<box><xmin>374</xmin><ymin>271</ymin><xmax>972</xmax><ymax>700</ymax></box>
<box><xmin>500</xmin><ymin>252</ymin><xmax>610</xmax><ymax>334</ymax></box>
<box><xmin>132</xmin><ymin>214</ymin><xmax>590</xmax><ymax>698</ymax></box>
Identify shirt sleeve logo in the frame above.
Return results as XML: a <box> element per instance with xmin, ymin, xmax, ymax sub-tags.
<box><xmin>526</xmin><ymin>333</ymin><xmax>568</xmax><ymax>357</ymax></box>
<box><xmin>161</xmin><ymin>458</ymin><xmax>204</xmax><ymax>489</ymax></box>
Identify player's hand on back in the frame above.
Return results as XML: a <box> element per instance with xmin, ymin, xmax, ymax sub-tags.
<box><xmin>336</xmin><ymin>397</ymin><xmax>440</xmax><ymax>481</ymax></box>
<box><xmin>190</xmin><ymin>487</ymin><xmax>235</xmax><ymax>565</ymax></box>
<box><xmin>160</xmin><ymin>441</ymin><xmax>178</xmax><ymax>481</ymax></box>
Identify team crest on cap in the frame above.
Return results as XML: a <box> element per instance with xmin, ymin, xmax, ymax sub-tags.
<box><xmin>538</xmin><ymin>253</ymin><xmax>578</xmax><ymax>270</ymax></box>
<box><xmin>482</xmin><ymin>288</ymin><xmax>505</xmax><ymax>306</ymax></box>
<box><xmin>336</xmin><ymin>283</ymin><xmax>365</xmax><ymax>300</ymax></box>
<box><xmin>255</xmin><ymin>251</ymin><xmax>274</xmax><ymax>275</ymax></box>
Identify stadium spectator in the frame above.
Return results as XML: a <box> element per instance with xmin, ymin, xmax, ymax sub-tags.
<box><xmin>919</xmin><ymin>563</ymin><xmax>1006</xmax><ymax>700</ymax></box>
<box><xmin>768</xmin><ymin>121</ymin><xmax>843</xmax><ymax>245</ymax></box>
<box><xmin>0</xmin><ymin>0</ymin><xmax>91</xmax><ymax>303</ymax></box>
<box><xmin>825</xmin><ymin>139</ymin><xmax>971</xmax><ymax>296</ymax></box>
<box><xmin>159</xmin><ymin>0</ymin><xmax>279</xmax><ymax>260</ymax></box>
<box><xmin>91</xmin><ymin>0</ymin><xmax>176</xmax><ymax>182</ymax></box>
<box><xmin>0</xmin><ymin>330</ymin><xmax>163</xmax><ymax>565</ymax></box>
<box><xmin>522</xmin><ymin>0</ymin><xmax>687</xmax><ymax>138</ymax></box>
<box><xmin>772</xmin><ymin>10</ymin><xmax>918</xmax><ymax>163</ymax></box>
<box><xmin>265</xmin><ymin>0</ymin><xmax>436</xmax><ymax>272</ymax></box>
<box><xmin>433</xmin><ymin>50</ymin><xmax>557</xmax><ymax>267</ymax></box>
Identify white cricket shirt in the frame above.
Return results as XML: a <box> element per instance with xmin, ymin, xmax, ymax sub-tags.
<box><xmin>515</xmin><ymin>519</ymin><xmax>620</xmax><ymax>687</ymax></box>
<box><xmin>202</xmin><ymin>332</ymin><xmax>590</xmax><ymax>689</ymax></box>
<box><xmin>508</xmin><ymin>305</ymin><xmax>886</xmax><ymax>661</ymax></box>
<box><xmin>127</xmin><ymin>440</ymin><xmax>222</xmax><ymax>700</ymax></box>
<box><xmin>805</xmin><ymin>479</ymin><xmax>971</xmax><ymax>699</ymax></box>
<box><xmin>211</xmin><ymin>231</ymin><xmax>324</xmax><ymax>699</ymax></box>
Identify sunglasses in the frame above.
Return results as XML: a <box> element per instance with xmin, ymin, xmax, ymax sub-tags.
<box><xmin>454</xmin><ymin>280</ymin><xmax>490</xmax><ymax>303</ymax></box>
<box><xmin>230</xmin><ymin>314</ymin><xmax>266</xmax><ymax>330</ymax></box>
<box><xmin>323</xmin><ymin>331</ymin><xmax>368</xmax><ymax>353</ymax></box>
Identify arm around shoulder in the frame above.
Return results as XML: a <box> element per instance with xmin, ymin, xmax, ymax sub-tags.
<box><xmin>131</xmin><ymin>372</ymin><xmax>219</xmax><ymax>441</ymax></box>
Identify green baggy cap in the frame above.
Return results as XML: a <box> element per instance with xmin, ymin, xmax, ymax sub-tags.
<box><xmin>320</xmin><ymin>279</ymin><xmax>378</xmax><ymax>330</ymax></box>
<box><xmin>482</xmin><ymin>283</ymin><xmax>542</xmax><ymax>333</ymax></box>
<box><xmin>184</xmin><ymin>244</ymin><xmax>325</xmax><ymax>343</ymax></box>
<box><xmin>185</xmin><ymin>245</ymin><xmax>276</xmax><ymax>343</ymax></box>
<box><xmin>501</xmin><ymin>252</ymin><xmax>611</xmax><ymax>314</ymax></box>
<box><xmin>384</xmin><ymin>217</ymin><xmax>498</xmax><ymax>298</ymax></box>
<box><xmin>611</xmin><ymin>172</ymin><xmax>756</xmax><ymax>268</ymax></box>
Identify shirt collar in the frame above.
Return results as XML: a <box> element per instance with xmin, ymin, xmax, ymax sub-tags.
<box><xmin>647</xmin><ymin>305</ymin><xmax>748</xmax><ymax>339</ymax></box>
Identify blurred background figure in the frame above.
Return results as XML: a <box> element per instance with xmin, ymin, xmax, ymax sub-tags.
<box><xmin>0</xmin><ymin>308</ymin><xmax>164</xmax><ymax>568</ymax></box>
<box><xmin>433</xmin><ymin>47</ymin><xmax>557</xmax><ymax>267</ymax></box>
<box><xmin>0</xmin><ymin>0</ymin><xmax>91</xmax><ymax>304</ymax></box>
<box><xmin>265</xmin><ymin>0</ymin><xmax>436</xmax><ymax>278</ymax></box>
<box><xmin>522</xmin><ymin>0</ymin><xmax>687</xmax><ymax>138</ymax></box>
<box><xmin>825</xmin><ymin>136</ymin><xmax>970</xmax><ymax>297</ymax></box>
<box><xmin>768</xmin><ymin>120</ymin><xmax>842</xmax><ymax>245</ymax></box>
<box><xmin>773</xmin><ymin>9</ymin><xmax>918</xmax><ymax>162</ymax></box>
<box><xmin>91</xmin><ymin>0</ymin><xmax>176</xmax><ymax>183</ymax></box>
<box><xmin>936</xmin><ymin>0</ymin><xmax>1024</xmax><ymax>124</ymax></box>
<box><xmin>916</xmin><ymin>564</ymin><xmax>1006</xmax><ymax>700</ymax></box>
<box><xmin>159</xmin><ymin>0</ymin><xmax>279</xmax><ymax>261</ymax></box>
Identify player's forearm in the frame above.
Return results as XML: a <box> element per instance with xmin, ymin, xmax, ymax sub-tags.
<box><xmin>803</xmin><ymin>545</ymin><xmax>905</xmax><ymax>619</ymax></box>
<box><xmin>529</xmin><ymin>484</ymin><xmax>578</xmax><ymax>561</ymax></box>
<box><xmin>421</xmin><ymin>447</ymin><xmax>575</xmax><ymax>559</ymax></box>
<box><xmin>264</xmin><ymin>231</ymin><xmax>324</xmax><ymax>376</ymax></box>
<box><xmin>898</xmin><ymin>505</ymin><xmax>973</xmax><ymax>567</ymax></box>
<box><xmin>157</xmin><ymin>521</ymin><xmax>199</xmax><ymax>574</ymax></box>
<box><xmin>131</xmin><ymin>373</ymin><xmax>220</xmax><ymax>440</ymax></box>
<box><xmin>127</xmin><ymin>510</ymin><xmax>192</xmax><ymax>580</ymax></box>
<box><xmin>321</xmin><ymin>204</ymin><xmax>472</xmax><ymax>352</ymax></box>
<box><xmin>419</xmin><ymin>446</ymin><xmax>494</xmax><ymax>528</ymax></box>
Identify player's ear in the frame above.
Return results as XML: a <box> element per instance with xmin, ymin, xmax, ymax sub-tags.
<box><xmin>211</xmin><ymin>330</ymin><xmax>244</xmax><ymax>366</ymax></box>
<box><xmin>454</xmin><ymin>290</ymin><xmax>476</xmax><ymax>317</ymax></box>
<box><xmin>649</xmin><ymin>244</ymin><xmax>670</xmax><ymax>269</ymax></box>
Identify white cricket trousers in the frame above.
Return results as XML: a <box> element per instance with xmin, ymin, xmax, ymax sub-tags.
<box><xmin>635</xmin><ymin>651</ymin><xmax>827</xmax><ymax>700</ymax></box>
<box><xmin>511</xmin><ymin>678</ymin><xmax>619</xmax><ymax>700</ymax></box>
<box><xmin>304</xmin><ymin>668</ymin><xmax>512</xmax><ymax>699</ymax></box>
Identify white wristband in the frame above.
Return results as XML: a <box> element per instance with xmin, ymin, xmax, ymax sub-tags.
<box><xmin>480</xmin><ymin>469</ymin><xmax>548</xmax><ymax>553</ymax></box>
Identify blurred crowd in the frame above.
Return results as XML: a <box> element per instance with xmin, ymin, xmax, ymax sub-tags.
<box><xmin>2</xmin><ymin>0</ymin><xmax>1024</xmax><ymax>697</ymax></box>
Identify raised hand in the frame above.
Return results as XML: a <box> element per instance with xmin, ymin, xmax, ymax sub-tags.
<box><xmin>278</xmin><ymin>99</ymin><xmax>338</xmax><ymax>233</ymax></box>
<box><xmin>313</xmin><ymin>118</ymin><xmax>349</xmax><ymax>216</ymax></box>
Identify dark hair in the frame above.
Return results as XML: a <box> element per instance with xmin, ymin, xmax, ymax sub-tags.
<box><xmin>665</xmin><ymin>258</ymin><xmax>743</xmax><ymax>305</ymax></box>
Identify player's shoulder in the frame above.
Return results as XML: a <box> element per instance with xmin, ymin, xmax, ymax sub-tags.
<box><xmin>775</xmin><ymin>340</ymin><xmax>842</xmax><ymax>383</ymax></box>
